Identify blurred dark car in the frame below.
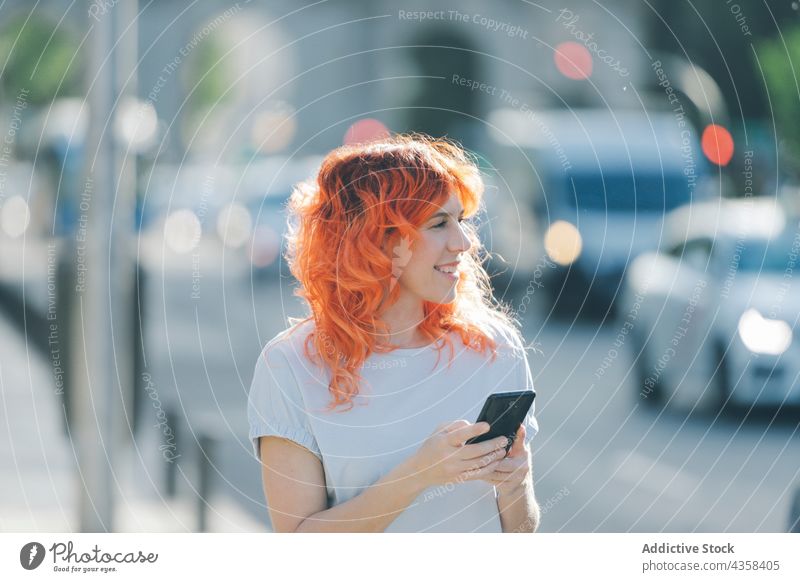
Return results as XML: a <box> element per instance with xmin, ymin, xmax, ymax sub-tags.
<box><xmin>486</xmin><ymin>108</ymin><xmax>710</xmax><ymax>315</ymax></box>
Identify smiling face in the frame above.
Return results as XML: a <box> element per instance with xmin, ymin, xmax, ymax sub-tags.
<box><xmin>393</xmin><ymin>193</ymin><xmax>472</xmax><ymax>306</ymax></box>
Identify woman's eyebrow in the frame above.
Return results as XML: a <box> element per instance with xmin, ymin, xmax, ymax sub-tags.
<box><xmin>429</xmin><ymin>208</ymin><xmax>465</xmax><ymax>220</ymax></box>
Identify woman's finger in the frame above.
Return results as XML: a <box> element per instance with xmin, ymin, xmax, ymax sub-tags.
<box><xmin>490</xmin><ymin>458</ymin><xmax>520</xmax><ymax>474</ymax></box>
<box><xmin>460</xmin><ymin>458</ymin><xmax>502</xmax><ymax>481</ymax></box>
<box><xmin>447</xmin><ymin>421</ymin><xmax>490</xmax><ymax>447</ymax></box>
<box><xmin>486</xmin><ymin>462</ymin><xmax>527</xmax><ymax>483</ymax></box>
<box><xmin>437</xmin><ymin>419</ymin><xmax>470</xmax><ymax>434</ymax></box>
<box><xmin>458</xmin><ymin>435</ymin><xmax>508</xmax><ymax>460</ymax></box>
<box><xmin>463</xmin><ymin>447</ymin><xmax>506</xmax><ymax>472</ymax></box>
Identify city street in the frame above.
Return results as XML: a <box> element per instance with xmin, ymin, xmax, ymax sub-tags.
<box><xmin>138</xmin><ymin>242</ymin><xmax>800</xmax><ymax>532</ymax></box>
<box><xmin>3</xmin><ymin>2</ymin><xmax>800</xmax><ymax>576</ymax></box>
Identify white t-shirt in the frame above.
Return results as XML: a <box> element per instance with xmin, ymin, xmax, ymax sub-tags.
<box><xmin>247</xmin><ymin>318</ymin><xmax>539</xmax><ymax>532</ymax></box>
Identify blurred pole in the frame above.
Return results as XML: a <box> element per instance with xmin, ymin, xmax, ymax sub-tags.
<box><xmin>132</xmin><ymin>261</ymin><xmax>145</xmax><ymax>434</ymax></box>
<box><xmin>790</xmin><ymin>485</ymin><xmax>800</xmax><ymax>533</ymax></box>
<box><xmin>73</xmin><ymin>0</ymin><xmax>138</xmax><ymax>532</ymax></box>
<box><xmin>164</xmin><ymin>408</ymin><xmax>179</xmax><ymax>498</ymax></box>
<box><xmin>196</xmin><ymin>430</ymin><xmax>217</xmax><ymax>532</ymax></box>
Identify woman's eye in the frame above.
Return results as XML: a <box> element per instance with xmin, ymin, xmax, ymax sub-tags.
<box><xmin>433</xmin><ymin>218</ymin><xmax>466</xmax><ymax>229</ymax></box>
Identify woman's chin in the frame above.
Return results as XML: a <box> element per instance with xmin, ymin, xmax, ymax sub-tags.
<box><xmin>424</xmin><ymin>288</ymin><xmax>458</xmax><ymax>305</ymax></box>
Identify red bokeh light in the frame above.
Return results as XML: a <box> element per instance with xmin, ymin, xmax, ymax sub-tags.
<box><xmin>343</xmin><ymin>118</ymin><xmax>390</xmax><ymax>145</ymax></box>
<box><xmin>554</xmin><ymin>42</ymin><xmax>593</xmax><ymax>80</ymax></box>
<box><xmin>701</xmin><ymin>124</ymin><xmax>734</xmax><ymax>166</ymax></box>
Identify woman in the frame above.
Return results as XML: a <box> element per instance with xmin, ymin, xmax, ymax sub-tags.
<box><xmin>247</xmin><ymin>134</ymin><xmax>540</xmax><ymax>532</ymax></box>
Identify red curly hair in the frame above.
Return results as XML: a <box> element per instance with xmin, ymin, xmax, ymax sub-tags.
<box><xmin>284</xmin><ymin>133</ymin><xmax>523</xmax><ymax>411</ymax></box>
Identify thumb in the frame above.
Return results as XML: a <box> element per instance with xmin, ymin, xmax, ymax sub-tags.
<box><xmin>507</xmin><ymin>424</ymin><xmax>526</xmax><ymax>458</ymax></box>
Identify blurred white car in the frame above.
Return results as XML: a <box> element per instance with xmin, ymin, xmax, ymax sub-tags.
<box><xmin>620</xmin><ymin>198</ymin><xmax>800</xmax><ymax>412</ymax></box>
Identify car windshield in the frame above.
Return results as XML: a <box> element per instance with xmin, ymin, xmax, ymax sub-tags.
<box><xmin>733</xmin><ymin>235</ymin><xmax>799</xmax><ymax>272</ymax></box>
<box><xmin>567</xmin><ymin>172</ymin><xmax>693</xmax><ymax>212</ymax></box>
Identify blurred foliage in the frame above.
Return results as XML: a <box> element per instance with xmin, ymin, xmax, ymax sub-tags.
<box><xmin>647</xmin><ymin>0</ymin><xmax>800</xmax><ymax>181</ymax></box>
<box><xmin>0</xmin><ymin>15</ymin><xmax>81</xmax><ymax>104</ymax></box>
<box><xmin>647</xmin><ymin>0</ymin><xmax>798</xmax><ymax>120</ymax></box>
<box><xmin>757</xmin><ymin>25</ymin><xmax>800</xmax><ymax>175</ymax></box>
<box><xmin>183</xmin><ymin>34</ymin><xmax>231</xmax><ymax>121</ymax></box>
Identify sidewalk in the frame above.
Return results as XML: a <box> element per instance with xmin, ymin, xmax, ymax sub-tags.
<box><xmin>0</xmin><ymin>305</ymin><xmax>268</xmax><ymax>533</ymax></box>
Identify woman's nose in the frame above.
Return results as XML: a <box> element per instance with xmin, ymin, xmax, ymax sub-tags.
<box><xmin>449</xmin><ymin>221</ymin><xmax>472</xmax><ymax>253</ymax></box>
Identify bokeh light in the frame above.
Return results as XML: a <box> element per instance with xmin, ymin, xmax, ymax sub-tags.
<box><xmin>250</xmin><ymin>102</ymin><xmax>297</xmax><ymax>154</ymax></box>
<box><xmin>0</xmin><ymin>195</ymin><xmax>31</xmax><ymax>238</ymax></box>
<box><xmin>343</xmin><ymin>118</ymin><xmax>390</xmax><ymax>145</ymax></box>
<box><xmin>701</xmin><ymin>124</ymin><xmax>734</xmax><ymax>166</ymax></box>
<box><xmin>554</xmin><ymin>42</ymin><xmax>593</xmax><ymax>80</ymax></box>
<box><xmin>248</xmin><ymin>225</ymin><xmax>280</xmax><ymax>268</ymax></box>
<box><xmin>164</xmin><ymin>209</ymin><xmax>202</xmax><ymax>254</ymax></box>
<box><xmin>544</xmin><ymin>220</ymin><xmax>583</xmax><ymax>266</ymax></box>
<box><xmin>216</xmin><ymin>202</ymin><xmax>253</xmax><ymax>249</ymax></box>
<box><xmin>115</xmin><ymin>97</ymin><xmax>158</xmax><ymax>153</ymax></box>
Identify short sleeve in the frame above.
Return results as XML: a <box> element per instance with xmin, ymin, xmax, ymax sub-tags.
<box><xmin>247</xmin><ymin>344</ymin><xmax>322</xmax><ymax>462</ymax></box>
<box><xmin>517</xmin><ymin>349</ymin><xmax>540</xmax><ymax>447</ymax></box>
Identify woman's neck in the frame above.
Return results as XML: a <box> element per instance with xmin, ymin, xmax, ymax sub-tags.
<box><xmin>375</xmin><ymin>297</ymin><xmax>427</xmax><ymax>347</ymax></box>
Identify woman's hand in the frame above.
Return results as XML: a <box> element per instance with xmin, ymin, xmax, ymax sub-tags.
<box><xmin>484</xmin><ymin>424</ymin><xmax>532</xmax><ymax>497</ymax></box>
<box><xmin>404</xmin><ymin>420</ymin><xmax>511</xmax><ymax>490</ymax></box>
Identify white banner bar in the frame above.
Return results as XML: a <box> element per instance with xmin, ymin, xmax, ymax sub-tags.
<box><xmin>2</xmin><ymin>533</ymin><xmax>797</xmax><ymax>581</ymax></box>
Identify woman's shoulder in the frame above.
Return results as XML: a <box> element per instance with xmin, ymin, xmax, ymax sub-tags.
<box><xmin>480</xmin><ymin>317</ymin><xmax>528</xmax><ymax>358</ymax></box>
<box><xmin>257</xmin><ymin>318</ymin><xmax>316</xmax><ymax>364</ymax></box>
<box><xmin>259</xmin><ymin>317</ymin><xmax>529</xmax><ymax>365</ymax></box>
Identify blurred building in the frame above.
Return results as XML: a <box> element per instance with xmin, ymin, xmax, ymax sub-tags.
<box><xmin>136</xmin><ymin>0</ymin><xmax>650</xmax><ymax>157</ymax></box>
<box><xmin>0</xmin><ymin>0</ymin><xmax>652</xmax><ymax>159</ymax></box>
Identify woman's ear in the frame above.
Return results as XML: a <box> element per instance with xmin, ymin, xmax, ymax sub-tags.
<box><xmin>381</xmin><ymin>228</ymin><xmax>396</xmax><ymax>254</ymax></box>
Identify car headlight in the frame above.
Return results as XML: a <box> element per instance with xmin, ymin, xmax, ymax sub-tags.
<box><xmin>737</xmin><ymin>308</ymin><xmax>793</xmax><ymax>355</ymax></box>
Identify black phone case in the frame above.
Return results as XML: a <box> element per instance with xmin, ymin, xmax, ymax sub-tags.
<box><xmin>464</xmin><ymin>390</ymin><xmax>535</xmax><ymax>451</ymax></box>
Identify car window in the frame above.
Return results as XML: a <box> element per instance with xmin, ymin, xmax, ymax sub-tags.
<box><xmin>667</xmin><ymin>242</ymin><xmax>683</xmax><ymax>258</ymax></box>
<box><xmin>568</xmin><ymin>172</ymin><xmax>693</xmax><ymax>212</ymax></box>
<box><xmin>668</xmin><ymin>237</ymin><xmax>712</xmax><ymax>270</ymax></box>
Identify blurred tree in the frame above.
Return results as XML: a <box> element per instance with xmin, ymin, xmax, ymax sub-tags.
<box><xmin>182</xmin><ymin>34</ymin><xmax>232</xmax><ymax>125</ymax></box>
<box><xmin>0</xmin><ymin>14</ymin><xmax>81</xmax><ymax>104</ymax></box>
<box><xmin>646</xmin><ymin>0</ymin><xmax>800</xmax><ymax>185</ymax></box>
<box><xmin>646</xmin><ymin>0</ymin><xmax>796</xmax><ymax>119</ymax></box>
<box><xmin>757</xmin><ymin>25</ymin><xmax>800</xmax><ymax>175</ymax></box>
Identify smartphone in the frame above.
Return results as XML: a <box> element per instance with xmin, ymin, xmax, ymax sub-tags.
<box><xmin>464</xmin><ymin>390</ymin><xmax>535</xmax><ymax>452</ymax></box>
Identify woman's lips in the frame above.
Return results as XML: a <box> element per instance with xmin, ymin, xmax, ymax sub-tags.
<box><xmin>434</xmin><ymin>266</ymin><xmax>458</xmax><ymax>281</ymax></box>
